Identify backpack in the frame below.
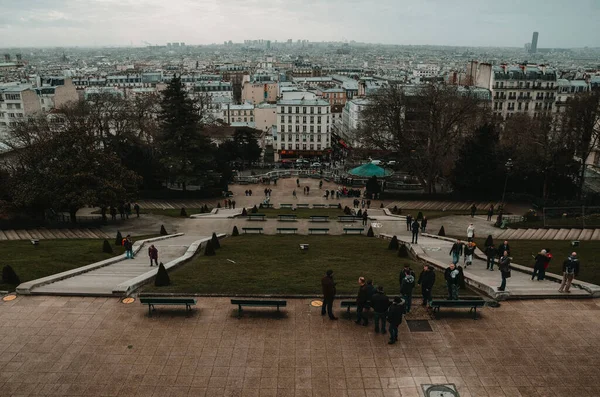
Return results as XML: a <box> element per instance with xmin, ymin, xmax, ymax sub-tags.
<box><xmin>566</xmin><ymin>260</ymin><xmax>576</xmax><ymax>274</ymax></box>
<box><xmin>122</xmin><ymin>238</ymin><xmax>127</xmax><ymax>246</ymax></box>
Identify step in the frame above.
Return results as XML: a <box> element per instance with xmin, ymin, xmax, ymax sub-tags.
<box><xmin>531</xmin><ymin>229</ymin><xmax>547</xmax><ymax>239</ymax></box>
<box><xmin>4</xmin><ymin>229</ymin><xmax>19</xmax><ymax>240</ymax></box>
<box><xmin>541</xmin><ymin>229</ymin><xmax>558</xmax><ymax>240</ymax></box>
<box><xmin>0</xmin><ymin>230</ymin><xmax>7</xmax><ymax>240</ymax></box>
<box><xmin>51</xmin><ymin>229</ymin><xmax>68</xmax><ymax>239</ymax></box>
<box><xmin>31</xmin><ymin>229</ymin><xmax>46</xmax><ymax>239</ymax></box>
<box><xmin>579</xmin><ymin>229</ymin><xmax>594</xmax><ymax>241</ymax></box>
<box><xmin>520</xmin><ymin>229</ymin><xmax>538</xmax><ymax>240</ymax></box>
<box><xmin>61</xmin><ymin>229</ymin><xmax>77</xmax><ymax>239</ymax></box>
<box><xmin>70</xmin><ymin>229</ymin><xmax>86</xmax><ymax>238</ymax></box>
<box><xmin>500</xmin><ymin>229</ymin><xmax>519</xmax><ymax>240</ymax></box>
<box><xmin>591</xmin><ymin>229</ymin><xmax>600</xmax><ymax>240</ymax></box>
<box><xmin>80</xmin><ymin>229</ymin><xmax>98</xmax><ymax>239</ymax></box>
<box><xmin>42</xmin><ymin>229</ymin><xmax>59</xmax><ymax>239</ymax></box>
<box><xmin>565</xmin><ymin>229</ymin><xmax>583</xmax><ymax>241</ymax></box>
<box><xmin>509</xmin><ymin>229</ymin><xmax>527</xmax><ymax>239</ymax></box>
<box><xmin>14</xmin><ymin>230</ymin><xmax>33</xmax><ymax>240</ymax></box>
<box><xmin>553</xmin><ymin>229</ymin><xmax>571</xmax><ymax>240</ymax></box>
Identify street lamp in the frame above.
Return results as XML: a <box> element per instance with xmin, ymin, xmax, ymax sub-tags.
<box><xmin>501</xmin><ymin>158</ymin><xmax>513</xmax><ymax>205</ymax></box>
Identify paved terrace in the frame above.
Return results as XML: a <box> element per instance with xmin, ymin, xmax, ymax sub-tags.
<box><xmin>1</xmin><ymin>295</ymin><xmax>600</xmax><ymax>397</ymax></box>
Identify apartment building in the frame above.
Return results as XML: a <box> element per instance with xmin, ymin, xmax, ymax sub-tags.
<box><xmin>242</xmin><ymin>81</ymin><xmax>278</xmax><ymax>104</ymax></box>
<box><xmin>0</xmin><ymin>84</ymin><xmax>42</xmax><ymax>138</ymax></box>
<box><xmin>223</xmin><ymin>103</ymin><xmax>255</xmax><ymax>127</ymax></box>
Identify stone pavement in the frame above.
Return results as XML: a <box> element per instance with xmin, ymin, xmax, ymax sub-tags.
<box><xmin>2</xmin><ymin>295</ymin><xmax>600</xmax><ymax>397</ymax></box>
<box><xmin>21</xmin><ymin>234</ymin><xmax>206</xmax><ymax>296</ymax></box>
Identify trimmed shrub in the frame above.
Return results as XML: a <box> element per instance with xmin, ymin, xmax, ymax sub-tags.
<box><xmin>393</xmin><ymin>205</ymin><xmax>398</xmax><ymax>214</ymax></box>
<box><xmin>338</xmin><ymin>203</ymin><xmax>342</xmax><ymax>209</ymax></box>
<box><xmin>259</xmin><ymin>203</ymin><xmax>263</xmax><ymax>209</ymax></box>
<box><xmin>344</xmin><ymin>206</ymin><xmax>352</xmax><ymax>215</ymax></box>
<box><xmin>204</xmin><ymin>240</ymin><xmax>216</xmax><ymax>256</ymax></box>
<box><xmin>398</xmin><ymin>244</ymin><xmax>409</xmax><ymax>258</ymax></box>
<box><xmin>211</xmin><ymin>232</ymin><xmax>221</xmax><ymax>249</ymax></box>
<box><xmin>203</xmin><ymin>204</ymin><xmax>209</xmax><ymax>212</ymax></box>
<box><xmin>438</xmin><ymin>226</ymin><xmax>446</xmax><ymax>236</ymax></box>
<box><xmin>217</xmin><ymin>202</ymin><xmax>221</xmax><ymax>208</ymax></box>
<box><xmin>232</xmin><ymin>226</ymin><xmax>240</xmax><ymax>236</ymax></box>
<box><xmin>2</xmin><ymin>265</ymin><xmax>21</xmax><ymax>285</ymax></box>
<box><xmin>485</xmin><ymin>235</ymin><xmax>494</xmax><ymax>247</ymax></box>
<box><xmin>357</xmin><ymin>209</ymin><xmax>362</xmax><ymax>217</ymax></box>
<box><xmin>251</xmin><ymin>205</ymin><xmax>258</xmax><ymax>214</ymax></box>
<box><xmin>115</xmin><ymin>231</ymin><xmax>123</xmax><ymax>246</ymax></box>
<box><xmin>160</xmin><ymin>225</ymin><xmax>168</xmax><ymax>235</ymax></box>
<box><xmin>380</xmin><ymin>203</ymin><xmax>384</xmax><ymax>208</ymax></box>
<box><xmin>180</xmin><ymin>207</ymin><xmax>187</xmax><ymax>217</ymax></box>
<box><xmin>388</xmin><ymin>236</ymin><xmax>399</xmax><ymax>250</ymax></box>
<box><xmin>102</xmin><ymin>239</ymin><xmax>113</xmax><ymax>254</ymax></box>
<box><xmin>367</xmin><ymin>226</ymin><xmax>374</xmax><ymax>237</ymax></box>
<box><xmin>154</xmin><ymin>262</ymin><xmax>170</xmax><ymax>287</ymax></box>
<box><xmin>241</xmin><ymin>208</ymin><xmax>248</xmax><ymax>216</ymax></box>
<box><xmin>417</xmin><ymin>211</ymin><xmax>423</xmax><ymax>220</ymax></box>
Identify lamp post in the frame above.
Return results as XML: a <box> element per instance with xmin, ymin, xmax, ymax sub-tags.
<box><xmin>501</xmin><ymin>158</ymin><xmax>513</xmax><ymax>204</ymax></box>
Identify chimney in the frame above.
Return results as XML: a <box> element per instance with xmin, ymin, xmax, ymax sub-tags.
<box><xmin>16</xmin><ymin>54</ymin><xmax>22</xmax><ymax>62</ymax></box>
<box><xmin>4</xmin><ymin>54</ymin><xmax>10</xmax><ymax>62</ymax></box>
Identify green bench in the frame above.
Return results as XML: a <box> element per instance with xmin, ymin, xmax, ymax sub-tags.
<box><xmin>297</xmin><ymin>204</ymin><xmax>310</xmax><ymax>209</ymax></box>
<box><xmin>343</xmin><ymin>228</ymin><xmax>364</xmax><ymax>234</ymax></box>
<box><xmin>261</xmin><ymin>203</ymin><xmax>274</xmax><ymax>208</ymax></box>
<box><xmin>231</xmin><ymin>299</ymin><xmax>287</xmax><ymax>318</ymax></box>
<box><xmin>338</xmin><ymin>216</ymin><xmax>360</xmax><ymax>222</ymax></box>
<box><xmin>310</xmin><ymin>216</ymin><xmax>329</xmax><ymax>222</ymax></box>
<box><xmin>309</xmin><ymin>228</ymin><xmax>329</xmax><ymax>235</ymax></box>
<box><xmin>328</xmin><ymin>203</ymin><xmax>340</xmax><ymax>208</ymax></box>
<box><xmin>140</xmin><ymin>297</ymin><xmax>197</xmax><ymax>317</ymax></box>
<box><xmin>242</xmin><ymin>227</ymin><xmax>264</xmax><ymax>234</ymax></box>
<box><xmin>313</xmin><ymin>204</ymin><xmax>327</xmax><ymax>208</ymax></box>
<box><xmin>340</xmin><ymin>301</ymin><xmax>357</xmax><ymax>318</ymax></box>
<box><xmin>430</xmin><ymin>299</ymin><xmax>486</xmax><ymax>320</ymax></box>
<box><xmin>248</xmin><ymin>214</ymin><xmax>266</xmax><ymax>221</ymax></box>
<box><xmin>278</xmin><ymin>214</ymin><xmax>297</xmax><ymax>221</ymax></box>
<box><xmin>280</xmin><ymin>204</ymin><xmax>293</xmax><ymax>209</ymax></box>
<box><xmin>277</xmin><ymin>227</ymin><xmax>298</xmax><ymax>234</ymax></box>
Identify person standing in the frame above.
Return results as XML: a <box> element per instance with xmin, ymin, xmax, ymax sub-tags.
<box><xmin>498</xmin><ymin>240</ymin><xmax>510</xmax><ymax>259</ymax></box>
<box><xmin>418</xmin><ymin>264</ymin><xmax>435</xmax><ymax>307</ymax></box>
<box><xmin>110</xmin><ymin>206</ymin><xmax>117</xmax><ymax>221</ymax></box>
<box><xmin>449</xmin><ymin>240</ymin><xmax>463</xmax><ymax>265</ymax></box>
<box><xmin>134</xmin><ymin>203</ymin><xmax>140</xmax><ymax>218</ymax></box>
<box><xmin>148</xmin><ymin>244</ymin><xmax>159</xmax><ymax>267</ymax></box>
<box><xmin>470</xmin><ymin>204</ymin><xmax>477</xmax><ymax>218</ymax></box>
<box><xmin>362</xmin><ymin>210</ymin><xmax>368</xmax><ymax>226</ymax></box>
<box><xmin>321</xmin><ymin>270</ymin><xmax>338</xmax><ymax>320</ymax></box>
<box><xmin>306</xmin><ymin>186</ymin><xmax>310</xmax><ymax>195</ymax></box>
<box><xmin>411</xmin><ymin>219</ymin><xmax>420</xmax><ymax>244</ymax></box>
<box><xmin>485</xmin><ymin>244</ymin><xmax>497</xmax><ymax>270</ymax></box>
<box><xmin>421</xmin><ymin>216</ymin><xmax>428</xmax><ymax>233</ymax></box>
<box><xmin>124</xmin><ymin>235</ymin><xmax>134</xmax><ymax>259</ymax></box>
<box><xmin>400</xmin><ymin>268</ymin><xmax>416</xmax><ymax>313</ymax></box>
<box><xmin>125</xmin><ymin>202</ymin><xmax>131</xmax><ymax>219</ymax></box>
<box><xmin>466</xmin><ymin>223</ymin><xmax>475</xmax><ymax>242</ymax></box>
<box><xmin>498</xmin><ymin>251</ymin><xmax>511</xmax><ymax>291</ymax></box>
<box><xmin>559</xmin><ymin>252</ymin><xmax>580</xmax><ymax>293</ymax></box>
<box><xmin>355</xmin><ymin>277</ymin><xmax>369</xmax><ymax>326</ymax></box>
<box><xmin>371</xmin><ymin>286</ymin><xmax>390</xmax><ymax>334</ymax></box>
<box><xmin>118</xmin><ymin>203</ymin><xmax>125</xmax><ymax>219</ymax></box>
<box><xmin>406</xmin><ymin>214</ymin><xmax>412</xmax><ymax>231</ymax></box>
<box><xmin>387</xmin><ymin>297</ymin><xmax>404</xmax><ymax>345</ymax></box>
<box><xmin>232</xmin><ymin>200</ymin><xmax>236</xmax><ymax>209</ymax></box>
<box><xmin>531</xmin><ymin>249</ymin><xmax>548</xmax><ymax>281</ymax></box>
<box><xmin>293</xmin><ymin>189</ymin><xmax>297</xmax><ymax>198</ymax></box>
<box><xmin>464</xmin><ymin>242</ymin><xmax>475</xmax><ymax>267</ymax></box>
<box><xmin>487</xmin><ymin>205</ymin><xmax>494</xmax><ymax>221</ymax></box>
<box><xmin>296</xmin><ymin>178</ymin><xmax>300</xmax><ymax>187</ymax></box>
<box><xmin>445</xmin><ymin>263</ymin><xmax>463</xmax><ymax>300</ymax></box>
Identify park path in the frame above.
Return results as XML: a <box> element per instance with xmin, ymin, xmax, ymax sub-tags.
<box><xmin>19</xmin><ymin>234</ymin><xmax>207</xmax><ymax>296</ymax></box>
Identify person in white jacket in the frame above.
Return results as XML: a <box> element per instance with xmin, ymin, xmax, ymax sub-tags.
<box><xmin>467</xmin><ymin>224</ymin><xmax>475</xmax><ymax>242</ymax></box>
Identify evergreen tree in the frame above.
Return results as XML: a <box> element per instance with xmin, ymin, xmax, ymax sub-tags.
<box><xmin>2</xmin><ymin>265</ymin><xmax>21</xmax><ymax>285</ymax></box>
<box><xmin>180</xmin><ymin>207</ymin><xmax>187</xmax><ymax>217</ymax></box>
<box><xmin>367</xmin><ymin>226</ymin><xmax>374</xmax><ymax>237</ymax></box>
<box><xmin>102</xmin><ymin>240</ymin><xmax>113</xmax><ymax>254</ymax></box>
<box><xmin>388</xmin><ymin>236</ymin><xmax>399</xmax><ymax>250</ymax></box>
<box><xmin>160</xmin><ymin>225</ymin><xmax>168</xmax><ymax>235</ymax></box>
<box><xmin>398</xmin><ymin>244</ymin><xmax>409</xmax><ymax>258</ymax></box>
<box><xmin>154</xmin><ymin>262</ymin><xmax>170</xmax><ymax>287</ymax></box>
<box><xmin>438</xmin><ymin>226</ymin><xmax>446</xmax><ymax>236</ymax></box>
<box><xmin>232</xmin><ymin>226</ymin><xmax>240</xmax><ymax>236</ymax></box>
<box><xmin>204</xmin><ymin>240</ymin><xmax>216</xmax><ymax>256</ymax></box>
<box><xmin>115</xmin><ymin>231</ymin><xmax>123</xmax><ymax>246</ymax></box>
<box><xmin>211</xmin><ymin>232</ymin><xmax>221</xmax><ymax>249</ymax></box>
<box><xmin>485</xmin><ymin>235</ymin><xmax>494</xmax><ymax>247</ymax></box>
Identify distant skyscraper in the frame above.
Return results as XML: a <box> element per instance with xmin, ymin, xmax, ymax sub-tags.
<box><xmin>530</xmin><ymin>32</ymin><xmax>539</xmax><ymax>54</ymax></box>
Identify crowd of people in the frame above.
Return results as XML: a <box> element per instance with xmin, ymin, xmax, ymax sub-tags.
<box><xmin>109</xmin><ymin>202</ymin><xmax>140</xmax><ymax>220</ymax></box>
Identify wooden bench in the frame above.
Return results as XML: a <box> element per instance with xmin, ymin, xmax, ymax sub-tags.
<box><xmin>340</xmin><ymin>301</ymin><xmax>357</xmax><ymax>318</ymax></box>
<box><xmin>310</xmin><ymin>216</ymin><xmax>329</xmax><ymax>222</ymax></box>
<box><xmin>297</xmin><ymin>204</ymin><xmax>310</xmax><ymax>209</ymax></box>
<box><xmin>280</xmin><ymin>204</ymin><xmax>293</xmax><ymax>209</ymax></box>
<box><xmin>242</xmin><ymin>227</ymin><xmax>264</xmax><ymax>234</ymax></box>
<box><xmin>231</xmin><ymin>299</ymin><xmax>287</xmax><ymax>318</ymax></box>
<box><xmin>313</xmin><ymin>204</ymin><xmax>327</xmax><ymax>208</ymax></box>
<box><xmin>261</xmin><ymin>203</ymin><xmax>274</xmax><ymax>209</ymax></box>
<box><xmin>343</xmin><ymin>228</ymin><xmax>364</xmax><ymax>234</ymax></box>
<box><xmin>338</xmin><ymin>216</ymin><xmax>360</xmax><ymax>222</ymax></box>
<box><xmin>278</xmin><ymin>214</ymin><xmax>297</xmax><ymax>221</ymax></box>
<box><xmin>309</xmin><ymin>228</ymin><xmax>329</xmax><ymax>235</ymax></box>
<box><xmin>430</xmin><ymin>299</ymin><xmax>486</xmax><ymax>320</ymax></box>
<box><xmin>248</xmin><ymin>214</ymin><xmax>266</xmax><ymax>221</ymax></box>
<box><xmin>140</xmin><ymin>297</ymin><xmax>197</xmax><ymax>317</ymax></box>
<box><xmin>277</xmin><ymin>227</ymin><xmax>298</xmax><ymax>234</ymax></box>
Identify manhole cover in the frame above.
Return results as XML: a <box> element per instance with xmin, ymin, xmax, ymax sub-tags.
<box><xmin>2</xmin><ymin>294</ymin><xmax>17</xmax><ymax>302</ymax></box>
<box><xmin>422</xmin><ymin>384</ymin><xmax>459</xmax><ymax>396</ymax></box>
<box><xmin>122</xmin><ymin>297</ymin><xmax>135</xmax><ymax>304</ymax></box>
<box><xmin>310</xmin><ymin>300</ymin><xmax>323</xmax><ymax>307</ymax></box>
<box><xmin>407</xmin><ymin>320</ymin><xmax>433</xmax><ymax>332</ymax></box>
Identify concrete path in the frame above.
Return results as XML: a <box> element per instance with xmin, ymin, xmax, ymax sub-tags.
<box><xmin>24</xmin><ymin>234</ymin><xmax>206</xmax><ymax>296</ymax></box>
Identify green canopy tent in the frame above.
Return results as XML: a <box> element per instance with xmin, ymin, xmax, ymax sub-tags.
<box><xmin>348</xmin><ymin>163</ymin><xmax>393</xmax><ymax>178</ymax></box>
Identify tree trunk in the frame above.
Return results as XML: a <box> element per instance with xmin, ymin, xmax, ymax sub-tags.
<box><xmin>182</xmin><ymin>180</ymin><xmax>187</xmax><ymax>192</ymax></box>
<box><xmin>101</xmin><ymin>207</ymin><xmax>107</xmax><ymax>223</ymax></box>
<box><xmin>579</xmin><ymin>160</ymin><xmax>586</xmax><ymax>199</ymax></box>
<box><xmin>69</xmin><ymin>209</ymin><xmax>78</xmax><ymax>224</ymax></box>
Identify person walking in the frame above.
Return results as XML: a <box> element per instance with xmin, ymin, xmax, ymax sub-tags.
<box><xmin>134</xmin><ymin>203</ymin><xmax>140</xmax><ymax>218</ymax></box>
<box><xmin>125</xmin><ymin>202</ymin><xmax>131</xmax><ymax>219</ymax></box>
<box><xmin>321</xmin><ymin>270</ymin><xmax>338</xmax><ymax>320</ymax></box>
<box><xmin>124</xmin><ymin>235</ymin><xmax>134</xmax><ymax>259</ymax></box>
<box><xmin>306</xmin><ymin>186</ymin><xmax>310</xmax><ymax>195</ymax></box>
<box><xmin>406</xmin><ymin>214</ymin><xmax>412</xmax><ymax>231</ymax></box>
<box><xmin>411</xmin><ymin>219</ymin><xmax>420</xmax><ymax>244</ymax></box>
<box><xmin>118</xmin><ymin>203</ymin><xmax>125</xmax><ymax>219</ymax></box>
<box><xmin>498</xmin><ymin>251</ymin><xmax>511</xmax><ymax>291</ymax></box>
<box><xmin>466</xmin><ymin>223</ymin><xmax>475</xmax><ymax>242</ymax></box>
<box><xmin>470</xmin><ymin>204</ymin><xmax>477</xmax><ymax>218</ymax></box>
<box><xmin>558</xmin><ymin>252</ymin><xmax>580</xmax><ymax>293</ymax></box>
<box><xmin>400</xmin><ymin>268</ymin><xmax>416</xmax><ymax>313</ymax></box>
<box><xmin>487</xmin><ymin>205</ymin><xmax>494</xmax><ymax>221</ymax></box>
<box><xmin>293</xmin><ymin>189</ymin><xmax>297</xmax><ymax>198</ymax></box>
<box><xmin>110</xmin><ymin>206</ymin><xmax>117</xmax><ymax>221</ymax></box>
<box><xmin>485</xmin><ymin>244</ymin><xmax>497</xmax><ymax>270</ymax></box>
<box><xmin>421</xmin><ymin>216</ymin><xmax>428</xmax><ymax>233</ymax></box>
<box><xmin>148</xmin><ymin>244</ymin><xmax>159</xmax><ymax>267</ymax></box>
<box><xmin>371</xmin><ymin>286</ymin><xmax>390</xmax><ymax>334</ymax></box>
<box><xmin>418</xmin><ymin>264</ymin><xmax>435</xmax><ymax>307</ymax></box>
<box><xmin>445</xmin><ymin>263</ymin><xmax>463</xmax><ymax>300</ymax></box>
<box><xmin>355</xmin><ymin>277</ymin><xmax>369</xmax><ymax>326</ymax></box>
<box><xmin>296</xmin><ymin>178</ymin><xmax>300</xmax><ymax>187</ymax></box>
<box><xmin>449</xmin><ymin>240</ymin><xmax>463</xmax><ymax>265</ymax></box>
<box><xmin>531</xmin><ymin>249</ymin><xmax>548</xmax><ymax>281</ymax></box>
<box><xmin>232</xmin><ymin>200</ymin><xmax>236</xmax><ymax>209</ymax></box>
<box><xmin>464</xmin><ymin>242</ymin><xmax>475</xmax><ymax>267</ymax></box>
<box><xmin>319</xmin><ymin>180</ymin><xmax>323</xmax><ymax>189</ymax></box>
<box><xmin>387</xmin><ymin>297</ymin><xmax>404</xmax><ymax>345</ymax></box>
<box><xmin>362</xmin><ymin>210</ymin><xmax>368</xmax><ymax>226</ymax></box>
<box><xmin>325</xmin><ymin>190</ymin><xmax>329</xmax><ymax>200</ymax></box>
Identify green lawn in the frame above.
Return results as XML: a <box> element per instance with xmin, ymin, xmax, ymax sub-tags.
<box><xmin>145</xmin><ymin>235</ymin><xmax>471</xmax><ymax>296</ymax></box>
<box><xmin>251</xmin><ymin>208</ymin><xmax>346</xmax><ymax>219</ymax></box>
<box><xmin>0</xmin><ymin>234</ymin><xmax>156</xmax><ymax>291</ymax></box>
<box><xmin>473</xmin><ymin>238</ymin><xmax>600</xmax><ymax>285</ymax></box>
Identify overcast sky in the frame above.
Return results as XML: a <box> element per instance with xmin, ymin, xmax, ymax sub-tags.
<box><xmin>0</xmin><ymin>0</ymin><xmax>598</xmax><ymax>48</ymax></box>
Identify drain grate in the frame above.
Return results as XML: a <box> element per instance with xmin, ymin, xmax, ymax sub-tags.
<box><xmin>422</xmin><ymin>384</ymin><xmax>459</xmax><ymax>396</ymax></box>
<box><xmin>407</xmin><ymin>319</ymin><xmax>433</xmax><ymax>332</ymax></box>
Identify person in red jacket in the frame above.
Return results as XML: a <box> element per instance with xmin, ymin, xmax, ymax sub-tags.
<box><xmin>148</xmin><ymin>244</ymin><xmax>159</xmax><ymax>267</ymax></box>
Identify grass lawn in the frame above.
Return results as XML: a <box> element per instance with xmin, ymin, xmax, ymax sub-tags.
<box><xmin>145</xmin><ymin>235</ymin><xmax>472</xmax><ymax>296</ymax></box>
<box><xmin>0</xmin><ymin>234</ymin><xmax>156</xmax><ymax>291</ymax></box>
<box><xmin>251</xmin><ymin>208</ymin><xmax>346</xmax><ymax>219</ymax></box>
<box><xmin>473</xmin><ymin>238</ymin><xmax>600</xmax><ymax>285</ymax></box>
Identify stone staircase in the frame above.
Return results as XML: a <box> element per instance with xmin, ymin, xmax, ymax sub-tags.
<box><xmin>495</xmin><ymin>228</ymin><xmax>600</xmax><ymax>240</ymax></box>
<box><xmin>385</xmin><ymin>200</ymin><xmax>499</xmax><ymax>211</ymax></box>
<box><xmin>0</xmin><ymin>228</ymin><xmax>111</xmax><ymax>240</ymax></box>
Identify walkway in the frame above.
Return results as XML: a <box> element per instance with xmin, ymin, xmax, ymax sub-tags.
<box><xmin>18</xmin><ymin>234</ymin><xmax>206</xmax><ymax>296</ymax></box>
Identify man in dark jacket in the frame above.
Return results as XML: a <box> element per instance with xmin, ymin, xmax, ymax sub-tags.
<box><xmin>387</xmin><ymin>297</ymin><xmax>404</xmax><ymax>345</ymax></box>
<box><xmin>355</xmin><ymin>277</ymin><xmax>369</xmax><ymax>326</ymax></box>
<box><xmin>485</xmin><ymin>244</ymin><xmax>497</xmax><ymax>270</ymax></box>
<box><xmin>498</xmin><ymin>240</ymin><xmax>510</xmax><ymax>259</ymax></box>
<box><xmin>559</xmin><ymin>252</ymin><xmax>580</xmax><ymax>293</ymax></box>
<box><xmin>124</xmin><ymin>235</ymin><xmax>134</xmax><ymax>259</ymax></box>
<box><xmin>406</xmin><ymin>214</ymin><xmax>412</xmax><ymax>231</ymax></box>
<box><xmin>411</xmin><ymin>219</ymin><xmax>420</xmax><ymax>243</ymax></box>
<box><xmin>445</xmin><ymin>263</ymin><xmax>463</xmax><ymax>300</ymax></box>
<box><xmin>418</xmin><ymin>264</ymin><xmax>435</xmax><ymax>307</ymax></box>
<box><xmin>449</xmin><ymin>240</ymin><xmax>463</xmax><ymax>265</ymax></box>
<box><xmin>370</xmin><ymin>286</ymin><xmax>390</xmax><ymax>334</ymax></box>
<box><xmin>321</xmin><ymin>270</ymin><xmax>338</xmax><ymax>320</ymax></box>
<box><xmin>498</xmin><ymin>251</ymin><xmax>511</xmax><ymax>291</ymax></box>
<box><xmin>531</xmin><ymin>249</ymin><xmax>548</xmax><ymax>281</ymax></box>
<box><xmin>421</xmin><ymin>217</ymin><xmax>428</xmax><ymax>233</ymax></box>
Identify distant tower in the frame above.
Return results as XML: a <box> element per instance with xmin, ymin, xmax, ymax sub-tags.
<box><xmin>4</xmin><ymin>54</ymin><xmax>9</xmax><ymax>62</ymax></box>
<box><xmin>530</xmin><ymin>32</ymin><xmax>539</xmax><ymax>54</ymax></box>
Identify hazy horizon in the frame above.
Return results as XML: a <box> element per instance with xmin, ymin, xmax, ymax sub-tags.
<box><xmin>0</xmin><ymin>0</ymin><xmax>599</xmax><ymax>48</ymax></box>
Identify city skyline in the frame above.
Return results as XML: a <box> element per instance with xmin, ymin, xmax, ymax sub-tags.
<box><xmin>0</xmin><ymin>0</ymin><xmax>599</xmax><ymax>48</ymax></box>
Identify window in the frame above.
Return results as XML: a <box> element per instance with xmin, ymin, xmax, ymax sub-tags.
<box><xmin>303</xmin><ymin>144</ymin><xmax>307</xmax><ymax>150</ymax></box>
<box><xmin>310</xmin><ymin>116</ymin><xmax>314</xmax><ymax>124</ymax></box>
<box><xmin>310</xmin><ymin>107</ymin><xmax>314</xmax><ymax>114</ymax></box>
<box><xmin>288</xmin><ymin>107</ymin><xmax>292</xmax><ymax>113</ymax></box>
<box><xmin>295</xmin><ymin>107</ymin><xmax>299</xmax><ymax>113</ymax></box>
<box><xmin>296</xmin><ymin>144</ymin><xmax>300</xmax><ymax>150</ymax></box>
<box><xmin>525</xmin><ymin>103</ymin><xmax>529</xmax><ymax>111</ymax></box>
<box><xmin>317</xmin><ymin>135</ymin><xmax>321</xmax><ymax>142</ymax></box>
<box><xmin>310</xmin><ymin>126</ymin><xmax>314</xmax><ymax>133</ymax></box>
<box><xmin>302</xmin><ymin>107</ymin><xmax>307</xmax><ymax>114</ymax></box>
<box><xmin>317</xmin><ymin>107</ymin><xmax>322</xmax><ymax>114</ymax></box>
<box><xmin>8</xmin><ymin>113</ymin><xmax>15</xmax><ymax>118</ymax></box>
<box><xmin>310</xmin><ymin>135</ymin><xmax>314</xmax><ymax>142</ymax></box>
<box><xmin>302</xmin><ymin>116</ymin><xmax>307</xmax><ymax>123</ymax></box>
<box><xmin>296</xmin><ymin>116</ymin><xmax>299</xmax><ymax>123</ymax></box>
<box><xmin>517</xmin><ymin>103</ymin><xmax>522</xmax><ymax>110</ymax></box>
<box><xmin>244</xmin><ymin>117</ymin><xmax>247</xmax><ymax>122</ymax></box>
<box><xmin>296</xmin><ymin>125</ymin><xmax>300</xmax><ymax>132</ymax></box>
<box><xmin>317</xmin><ymin>116</ymin><xmax>321</xmax><ymax>123</ymax></box>
<box><xmin>5</xmin><ymin>94</ymin><xmax>20</xmax><ymax>100</ymax></box>
<box><xmin>250</xmin><ymin>117</ymin><xmax>253</xmax><ymax>122</ymax></box>
<box><xmin>288</xmin><ymin>144</ymin><xmax>292</xmax><ymax>150</ymax></box>
<box><xmin>281</xmin><ymin>116</ymin><xmax>285</xmax><ymax>123</ymax></box>
<box><xmin>288</xmin><ymin>116</ymin><xmax>292</xmax><ymax>123</ymax></box>
<box><xmin>302</xmin><ymin>135</ymin><xmax>307</xmax><ymax>142</ymax></box>
<box><xmin>317</xmin><ymin>144</ymin><xmax>321</xmax><ymax>150</ymax></box>
<box><xmin>302</xmin><ymin>126</ymin><xmax>306</xmax><ymax>132</ymax></box>
<box><xmin>295</xmin><ymin>134</ymin><xmax>299</xmax><ymax>142</ymax></box>
<box><xmin>317</xmin><ymin>126</ymin><xmax>321</xmax><ymax>133</ymax></box>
